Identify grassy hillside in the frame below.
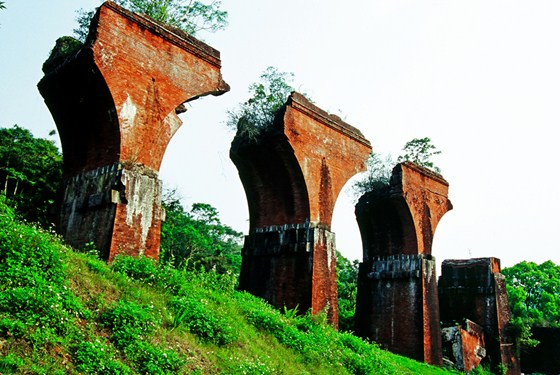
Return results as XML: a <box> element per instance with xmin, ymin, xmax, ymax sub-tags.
<box><xmin>0</xmin><ymin>197</ymin><xmax>459</xmax><ymax>375</ymax></box>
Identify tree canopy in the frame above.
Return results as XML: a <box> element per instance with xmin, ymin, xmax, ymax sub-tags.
<box><xmin>0</xmin><ymin>125</ymin><xmax>62</xmax><ymax>227</ymax></box>
<box><xmin>337</xmin><ymin>251</ymin><xmax>359</xmax><ymax>333</ymax></box>
<box><xmin>503</xmin><ymin>260</ymin><xmax>560</xmax><ymax>346</ymax></box>
<box><xmin>74</xmin><ymin>0</ymin><xmax>228</xmax><ymax>42</ymax></box>
<box><xmin>159</xmin><ymin>190</ymin><xmax>243</xmax><ymax>274</ymax></box>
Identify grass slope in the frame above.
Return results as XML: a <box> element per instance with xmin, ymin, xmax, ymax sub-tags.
<box><xmin>0</xmin><ymin>198</ymin><xmax>458</xmax><ymax>374</ymax></box>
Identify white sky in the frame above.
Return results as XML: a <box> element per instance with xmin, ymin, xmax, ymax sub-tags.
<box><xmin>1</xmin><ymin>1</ymin><xmax>559</xmax><ymax>269</ymax></box>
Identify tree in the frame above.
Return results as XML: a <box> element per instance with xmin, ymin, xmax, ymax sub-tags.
<box><xmin>226</xmin><ymin>66</ymin><xmax>297</xmax><ymax>141</ymax></box>
<box><xmin>0</xmin><ymin>125</ymin><xmax>62</xmax><ymax>227</ymax></box>
<box><xmin>337</xmin><ymin>251</ymin><xmax>359</xmax><ymax>332</ymax></box>
<box><xmin>397</xmin><ymin>137</ymin><xmax>441</xmax><ymax>173</ymax></box>
<box><xmin>159</xmin><ymin>190</ymin><xmax>243</xmax><ymax>274</ymax></box>
<box><xmin>503</xmin><ymin>260</ymin><xmax>560</xmax><ymax>346</ymax></box>
<box><xmin>74</xmin><ymin>0</ymin><xmax>228</xmax><ymax>42</ymax></box>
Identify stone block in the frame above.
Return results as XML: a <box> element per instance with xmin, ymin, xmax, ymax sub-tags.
<box><xmin>442</xmin><ymin>320</ymin><xmax>486</xmax><ymax>372</ymax></box>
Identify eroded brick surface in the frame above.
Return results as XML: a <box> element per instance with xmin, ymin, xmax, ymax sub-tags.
<box><xmin>231</xmin><ymin>92</ymin><xmax>371</xmax><ymax>326</ymax></box>
<box><xmin>38</xmin><ymin>1</ymin><xmax>228</xmax><ymax>260</ymax></box>
<box><xmin>354</xmin><ymin>162</ymin><xmax>452</xmax><ymax>364</ymax></box>
<box><xmin>442</xmin><ymin>320</ymin><xmax>486</xmax><ymax>372</ymax></box>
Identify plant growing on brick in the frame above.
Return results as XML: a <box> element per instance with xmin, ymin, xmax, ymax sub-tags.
<box><xmin>226</xmin><ymin>66</ymin><xmax>298</xmax><ymax>141</ymax></box>
<box><xmin>352</xmin><ymin>137</ymin><xmax>442</xmax><ymax>197</ymax></box>
<box><xmin>74</xmin><ymin>0</ymin><xmax>228</xmax><ymax>42</ymax></box>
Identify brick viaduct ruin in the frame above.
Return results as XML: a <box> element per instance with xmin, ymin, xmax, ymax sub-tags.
<box><xmin>38</xmin><ymin>2</ymin><xmax>520</xmax><ymax>373</ymax></box>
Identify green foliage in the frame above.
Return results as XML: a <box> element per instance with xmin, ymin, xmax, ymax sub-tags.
<box><xmin>74</xmin><ymin>341</ymin><xmax>133</xmax><ymax>375</ymax></box>
<box><xmin>227</xmin><ymin>66</ymin><xmax>297</xmax><ymax>141</ymax></box>
<box><xmin>170</xmin><ymin>294</ymin><xmax>237</xmax><ymax>345</ymax></box>
<box><xmin>74</xmin><ymin>0</ymin><xmax>228</xmax><ymax>42</ymax></box>
<box><xmin>503</xmin><ymin>260</ymin><xmax>560</xmax><ymax>346</ymax></box>
<box><xmin>0</xmin><ymin>1</ymin><xmax>5</xmax><ymax>10</ymax></box>
<box><xmin>352</xmin><ymin>137</ymin><xmax>441</xmax><ymax>197</ymax></box>
<box><xmin>100</xmin><ymin>300</ymin><xmax>159</xmax><ymax>349</ymax></box>
<box><xmin>124</xmin><ymin>341</ymin><xmax>184</xmax><ymax>375</ymax></box>
<box><xmin>0</xmin><ymin>197</ymin><xmax>455</xmax><ymax>375</ymax></box>
<box><xmin>0</xmin><ymin>125</ymin><xmax>63</xmax><ymax>227</ymax></box>
<box><xmin>0</xmin><ymin>196</ymin><xmax>82</xmax><ymax>340</ymax></box>
<box><xmin>160</xmin><ymin>190</ymin><xmax>243</xmax><ymax>274</ymax></box>
<box><xmin>397</xmin><ymin>137</ymin><xmax>442</xmax><ymax>173</ymax></box>
<box><xmin>42</xmin><ymin>36</ymin><xmax>84</xmax><ymax>73</ymax></box>
<box><xmin>337</xmin><ymin>251</ymin><xmax>359</xmax><ymax>332</ymax></box>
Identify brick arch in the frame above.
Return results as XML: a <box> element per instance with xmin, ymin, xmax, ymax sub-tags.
<box><xmin>39</xmin><ymin>49</ymin><xmax>120</xmax><ymax>177</ymax></box>
<box><xmin>38</xmin><ymin>1</ymin><xmax>229</xmax><ymax>261</ymax></box>
<box><xmin>231</xmin><ymin>92</ymin><xmax>372</xmax><ymax>327</ymax></box>
<box><xmin>354</xmin><ymin>161</ymin><xmax>453</xmax><ymax>365</ymax></box>
<box><xmin>230</xmin><ymin>133</ymin><xmax>310</xmax><ymax>232</ymax></box>
<box><xmin>355</xmin><ymin>191</ymin><xmax>418</xmax><ymax>259</ymax></box>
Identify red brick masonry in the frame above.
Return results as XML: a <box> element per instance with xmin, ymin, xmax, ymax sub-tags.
<box><xmin>38</xmin><ymin>1</ymin><xmax>228</xmax><ymax>260</ymax></box>
<box><xmin>354</xmin><ymin>162</ymin><xmax>452</xmax><ymax>365</ymax></box>
<box><xmin>231</xmin><ymin>92</ymin><xmax>372</xmax><ymax>327</ymax></box>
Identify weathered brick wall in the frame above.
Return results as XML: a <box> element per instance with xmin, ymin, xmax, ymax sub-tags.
<box><xmin>355</xmin><ymin>254</ymin><xmax>441</xmax><ymax>363</ymax></box>
<box><xmin>231</xmin><ymin>92</ymin><xmax>371</xmax><ymax>326</ymax></box>
<box><xmin>38</xmin><ymin>1</ymin><xmax>228</xmax><ymax>260</ymax></box>
<box><xmin>442</xmin><ymin>320</ymin><xmax>486</xmax><ymax>372</ymax></box>
<box><xmin>354</xmin><ymin>162</ymin><xmax>452</xmax><ymax>365</ymax></box>
<box><xmin>439</xmin><ymin>258</ymin><xmax>520</xmax><ymax>375</ymax></box>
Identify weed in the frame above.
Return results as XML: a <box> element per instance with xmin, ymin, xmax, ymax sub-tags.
<box><xmin>99</xmin><ymin>300</ymin><xmax>158</xmax><ymax>350</ymax></box>
<box><xmin>170</xmin><ymin>295</ymin><xmax>237</xmax><ymax>345</ymax></box>
<box><xmin>0</xmin><ymin>353</ymin><xmax>24</xmax><ymax>374</ymax></box>
<box><xmin>125</xmin><ymin>341</ymin><xmax>183</xmax><ymax>375</ymax></box>
<box><xmin>74</xmin><ymin>341</ymin><xmax>132</xmax><ymax>375</ymax></box>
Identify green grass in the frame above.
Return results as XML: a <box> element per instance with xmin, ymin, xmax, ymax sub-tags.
<box><xmin>0</xmin><ymin>197</ymin><xmax>461</xmax><ymax>374</ymax></box>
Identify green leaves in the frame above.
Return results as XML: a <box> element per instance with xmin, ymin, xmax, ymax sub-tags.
<box><xmin>397</xmin><ymin>137</ymin><xmax>442</xmax><ymax>173</ymax></box>
<box><xmin>0</xmin><ymin>125</ymin><xmax>63</xmax><ymax>227</ymax></box>
<box><xmin>337</xmin><ymin>251</ymin><xmax>359</xmax><ymax>333</ymax></box>
<box><xmin>160</xmin><ymin>190</ymin><xmax>243</xmax><ymax>273</ymax></box>
<box><xmin>227</xmin><ymin>66</ymin><xmax>297</xmax><ymax>141</ymax></box>
<box><xmin>74</xmin><ymin>0</ymin><xmax>228</xmax><ymax>42</ymax></box>
<box><xmin>503</xmin><ymin>260</ymin><xmax>560</xmax><ymax>346</ymax></box>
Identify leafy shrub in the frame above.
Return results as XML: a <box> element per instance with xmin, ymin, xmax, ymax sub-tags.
<box><xmin>0</xmin><ymin>198</ymin><xmax>82</xmax><ymax>339</ymax></box>
<box><xmin>125</xmin><ymin>341</ymin><xmax>183</xmax><ymax>375</ymax></box>
<box><xmin>99</xmin><ymin>300</ymin><xmax>158</xmax><ymax>350</ymax></box>
<box><xmin>170</xmin><ymin>295</ymin><xmax>237</xmax><ymax>345</ymax></box>
<box><xmin>0</xmin><ymin>353</ymin><xmax>24</xmax><ymax>374</ymax></box>
<box><xmin>74</xmin><ymin>341</ymin><xmax>132</xmax><ymax>375</ymax></box>
<box><xmin>111</xmin><ymin>255</ymin><xmax>159</xmax><ymax>286</ymax></box>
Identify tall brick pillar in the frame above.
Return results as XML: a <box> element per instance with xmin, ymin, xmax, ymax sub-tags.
<box><xmin>438</xmin><ymin>258</ymin><xmax>520</xmax><ymax>375</ymax></box>
<box><xmin>38</xmin><ymin>2</ymin><xmax>228</xmax><ymax>261</ymax></box>
<box><xmin>230</xmin><ymin>92</ymin><xmax>371</xmax><ymax>327</ymax></box>
<box><xmin>354</xmin><ymin>162</ymin><xmax>452</xmax><ymax>364</ymax></box>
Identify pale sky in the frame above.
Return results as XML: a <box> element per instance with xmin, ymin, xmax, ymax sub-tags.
<box><xmin>1</xmin><ymin>1</ymin><xmax>559</xmax><ymax>269</ymax></box>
